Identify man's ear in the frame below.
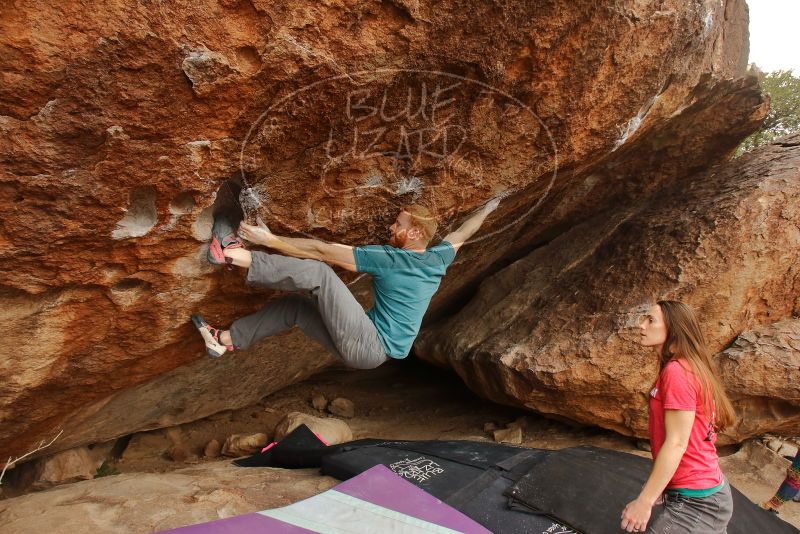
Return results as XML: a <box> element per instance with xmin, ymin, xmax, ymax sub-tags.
<box><xmin>409</xmin><ymin>226</ymin><xmax>422</xmax><ymax>240</ymax></box>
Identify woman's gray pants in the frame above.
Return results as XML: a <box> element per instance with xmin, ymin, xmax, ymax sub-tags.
<box><xmin>647</xmin><ymin>480</ymin><xmax>733</xmax><ymax>534</ymax></box>
<box><xmin>229</xmin><ymin>252</ymin><xmax>389</xmax><ymax>370</ymax></box>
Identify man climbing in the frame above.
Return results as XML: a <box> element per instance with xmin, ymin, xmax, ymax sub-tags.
<box><xmin>192</xmin><ymin>198</ymin><xmax>501</xmax><ymax>368</ymax></box>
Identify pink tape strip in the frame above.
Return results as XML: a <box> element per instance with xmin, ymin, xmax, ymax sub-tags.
<box><xmin>259</xmin><ymin>429</ymin><xmax>328</xmax><ymax>454</ymax></box>
<box><xmin>312</xmin><ymin>431</ymin><xmax>329</xmax><ymax>446</ymax></box>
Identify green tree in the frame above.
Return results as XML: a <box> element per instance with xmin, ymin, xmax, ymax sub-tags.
<box><xmin>94</xmin><ymin>460</ymin><xmax>120</xmax><ymax>478</ymax></box>
<box><xmin>737</xmin><ymin>69</ymin><xmax>800</xmax><ymax>155</ymax></box>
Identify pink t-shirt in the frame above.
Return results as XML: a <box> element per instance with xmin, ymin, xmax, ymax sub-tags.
<box><xmin>648</xmin><ymin>359</ymin><xmax>722</xmax><ymax>490</ymax></box>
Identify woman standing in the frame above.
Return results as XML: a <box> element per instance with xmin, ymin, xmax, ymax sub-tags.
<box><xmin>621</xmin><ymin>300</ymin><xmax>736</xmax><ymax>533</ymax></box>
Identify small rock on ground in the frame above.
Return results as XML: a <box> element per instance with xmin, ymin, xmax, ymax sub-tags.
<box><xmin>221</xmin><ymin>433</ymin><xmax>268</xmax><ymax>457</ymax></box>
<box><xmin>328</xmin><ymin>398</ymin><xmax>355</xmax><ymax>418</ymax></box>
<box><xmin>274</xmin><ymin>412</ymin><xmax>352</xmax><ymax>445</ymax></box>
<box><xmin>203</xmin><ymin>439</ymin><xmax>221</xmax><ymax>458</ymax></box>
<box><xmin>311</xmin><ymin>394</ymin><xmax>328</xmax><ymax>411</ymax></box>
<box><xmin>492</xmin><ymin>426</ymin><xmax>523</xmax><ymax>445</ymax></box>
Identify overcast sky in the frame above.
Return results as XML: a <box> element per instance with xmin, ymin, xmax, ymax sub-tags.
<box><xmin>748</xmin><ymin>0</ymin><xmax>799</xmax><ymax>73</ymax></box>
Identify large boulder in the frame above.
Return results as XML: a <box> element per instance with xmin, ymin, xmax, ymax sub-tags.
<box><xmin>0</xmin><ymin>0</ymin><xmax>761</xmax><ymax>462</ymax></box>
<box><xmin>718</xmin><ymin>319</ymin><xmax>800</xmax><ymax>439</ymax></box>
<box><xmin>0</xmin><ymin>461</ymin><xmax>338</xmax><ymax>533</ymax></box>
<box><xmin>3</xmin><ymin>447</ymin><xmax>98</xmax><ymax>493</ymax></box>
<box><xmin>415</xmin><ymin>134</ymin><xmax>800</xmax><ymax>443</ymax></box>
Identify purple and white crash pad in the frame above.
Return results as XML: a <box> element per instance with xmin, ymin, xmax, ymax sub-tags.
<box><xmin>160</xmin><ymin>464</ymin><xmax>492</xmax><ymax>533</ymax></box>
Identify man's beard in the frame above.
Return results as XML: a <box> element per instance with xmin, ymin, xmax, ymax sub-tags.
<box><xmin>390</xmin><ymin>230</ymin><xmax>408</xmax><ymax>248</ymax></box>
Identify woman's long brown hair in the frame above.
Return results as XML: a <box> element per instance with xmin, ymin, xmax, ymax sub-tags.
<box><xmin>657</xmin><ymin>300</ymin><xmax>736</xmax><ymax>431</ymax></box>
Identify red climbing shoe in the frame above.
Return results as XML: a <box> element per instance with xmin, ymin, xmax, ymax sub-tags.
<box><xmin>207</xmin><ymin>213</ymin><xmax>244</xmax><ymax>269</ymax></box>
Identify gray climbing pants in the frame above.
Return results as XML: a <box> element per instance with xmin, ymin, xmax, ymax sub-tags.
<box><xmin>229</xmin><ymin>251</ymin><xmax>389</xmax><ymax>370</ymax></box>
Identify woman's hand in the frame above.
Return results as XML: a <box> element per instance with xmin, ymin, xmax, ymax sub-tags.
<box><xmin>621</xmin><ymin>496</ymin><xmax>653</xmax><ymax>532</ymax></box>
<box><xmin>238</xmin><ymin>221</ymin><xmax>276</xmax><ymax>247</ymax></box>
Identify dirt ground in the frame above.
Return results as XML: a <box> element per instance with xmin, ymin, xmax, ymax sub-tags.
<box><xmin>4</xmin><ymin>358</ymin><xmax>798</xmax><ymax>531</ymax></box>
<box><xmin>117</xmin><ymin>359</ymin><xmax>644</xmax><ymax>472</ymax></box>
<box><xmin>114</xmin><ymin>358</ymin><xmax>799</xmax><ymax>528</ymax></box>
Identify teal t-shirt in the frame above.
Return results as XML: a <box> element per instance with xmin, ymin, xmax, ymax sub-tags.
<box><xmin>353</xmin><ymin>241</ymin><xmax>456</xmax><ymax>358</ymax></box>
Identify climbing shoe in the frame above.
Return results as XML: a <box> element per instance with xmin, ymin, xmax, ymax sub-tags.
<box><xmin>207</xmin><ymin>213</ymin><xmax>244</xmax><ymax>268</ymax></box>
<box><xmin>191</xmin><ymin>314</ymin><xmax>233</xmax><ymax>358</ymax></box>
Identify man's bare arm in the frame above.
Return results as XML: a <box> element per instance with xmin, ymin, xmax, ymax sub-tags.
<box><xmin>443</xmin><ymin>197</ymin><xmax>501</xmax><ymax>253</ymax></box>
<box><xmin>238</xmin><ymin>222</ymin><xmax>358</xmax><ymax>271</ymax></box>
